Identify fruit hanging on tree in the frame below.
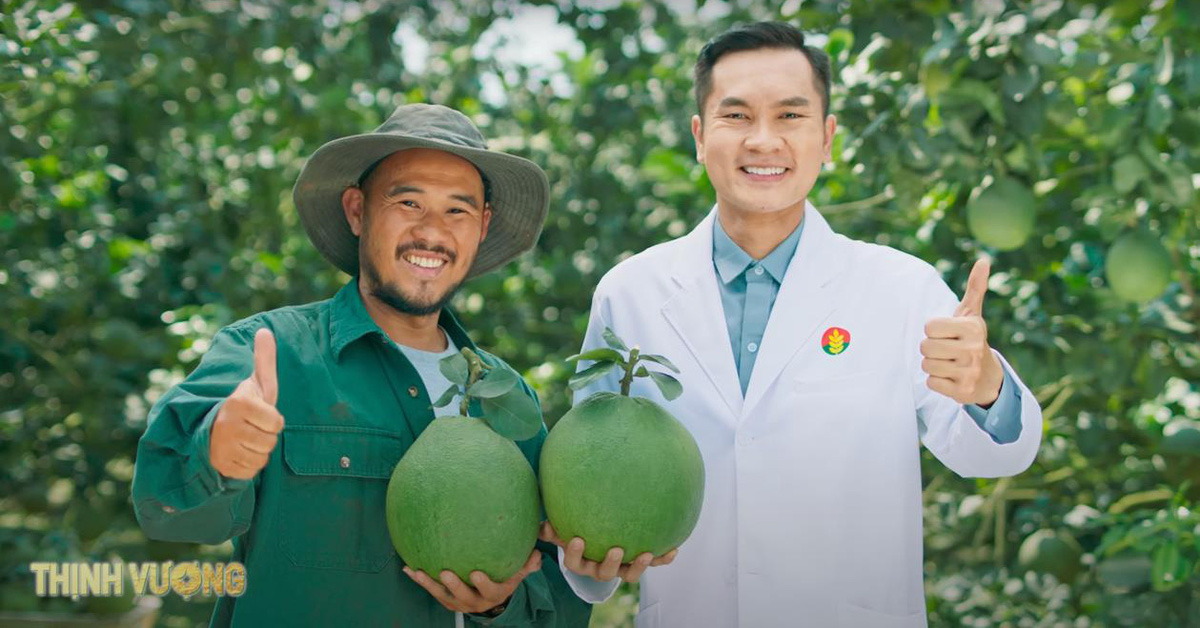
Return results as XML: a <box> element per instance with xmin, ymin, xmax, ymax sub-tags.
<box><xmin>1105</xmin><ymin>230</ymin><xmax>1173</xmax><ymax>303</ymax></box>
<box><xmin>966</xmin><ymin>177</ymin><xmax>1037</xmax><ymax>251</ymax></box>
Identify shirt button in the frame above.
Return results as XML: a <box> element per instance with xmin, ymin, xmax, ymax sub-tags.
<box><xmin>340</xmin><ymin>456</ymin><xmax>351</xmax><ymax>469</ymax></box>
<box><xmin>753</xmin><ymin>266</ymin><xmax>764</xmax><ymax>276</ymax></box>
<box><xmin>162</xmin><ymin>505</ymin><xmax>176</xmax><ymax>514</ymax></box>
<box><xmin>747</xmin><ymin>342</ymin><xmax>758</xmax><ymax>353</ymax></box>
<box><xmin>408</xmin><ymin>386</ymin><xmax>419</xmax><ymax>397</ymax></box>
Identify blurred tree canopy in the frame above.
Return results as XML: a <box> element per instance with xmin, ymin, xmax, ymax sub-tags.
<box><xmin>2</xmin><ymin>0</ymin><xmax>1199</xmax><ymax>625</ymax></box>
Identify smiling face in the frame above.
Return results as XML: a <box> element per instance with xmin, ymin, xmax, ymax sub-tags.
<box><xmin>341</xmin><ymin>148</ymin><xmax>491</xmax><ymax>317</ymax></box>
<box><xmin>691</xmin><ymin>47</ymin><xmax>836</xmax><ymax>220</ymax></box>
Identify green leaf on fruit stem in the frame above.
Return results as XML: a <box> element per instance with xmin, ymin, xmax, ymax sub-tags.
<box><xmin>648</xmin><ymin>370</ymin><xmax>683</xmax><ymax>401</ymax></box>
<box><xmin>639</xmin><ymin>353</ymin><xmax>680</xmax><ymax>373</ymax></box>
<box><xmin>438</xmin><ymin>352</ymin><xmax>470</xmax><ymax>387</ymax></box>
<box><xmin>480</xmin><ymin>387</ymin><xmax>542</xmax><ymax>441</ymax></box>
<box><xmin>568</xmin><ymin>361</ymin><xmax>618</xmax><ymax>391</ymax></box>
<box><xmin>432</xmin><ymin>384</ymin><xmax>457</xmax><ymax>409</ymax></box>
<box><xmin>602</xmin><ymin>327</ymin><xmax>628</xmax><ymax>352</ymax></box>
<box><xmin>565</xmin><ymin>347</ymin><xmax>624</xmax><ymax>364</ymax></box>
<box><xmin>468</xmin><ymin>367</ymin><xmax>519</xmax><ymax>399</ymax></box>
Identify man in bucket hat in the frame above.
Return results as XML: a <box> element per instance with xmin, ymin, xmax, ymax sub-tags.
<box><xmin>132</xmin><ymin>104</ymin><xmax>592</xmax><ymax>627</ymax></box>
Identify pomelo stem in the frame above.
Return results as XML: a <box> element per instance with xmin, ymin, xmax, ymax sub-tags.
<box><xmin>619</xmin><ymin>347</ymin><xmax>640</xmax><ymax>396</ymax></box>
<box><xmin>461</xmin><ymin>348</ymin><xmax>485</xmax><ymax>416</ymax></box>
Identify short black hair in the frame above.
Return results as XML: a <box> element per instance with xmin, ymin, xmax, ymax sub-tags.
<box><xmin>356</xmin><ymin>155</ymin><xmax>493</xmax><ymax>205</ymax></box>
<box><xmin>694</xmin><ymin>22</ymin><xmax>833</xmax><ymax>119</ymax></box>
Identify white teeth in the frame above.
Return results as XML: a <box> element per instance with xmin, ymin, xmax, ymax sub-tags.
<box><xmin>743</xmin><ymin>166</ymin><xmax>786</xmax><ymax>175</ymax></box>
<box><xmin>404</xmin><ymin>255</ymin><xmax>446</xmax><ymax>269</ymax></box>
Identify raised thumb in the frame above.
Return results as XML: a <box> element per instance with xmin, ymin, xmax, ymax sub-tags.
<box><xmin>954</xmin><ymin>258</ymin><xmax>991</xmax><ymax>317</ymax></box>
<box><xmin>253</xmin><ymin>328</ymin><xmax>278</xmax><ymax>406</ymax></box>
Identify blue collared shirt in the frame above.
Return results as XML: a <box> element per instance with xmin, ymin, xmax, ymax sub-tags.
<box><xmin>711</xmin><ymin>215</ymin><xmax>1022</xmax><ymax>444</ymax></box>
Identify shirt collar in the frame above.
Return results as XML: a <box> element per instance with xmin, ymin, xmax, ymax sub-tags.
<box><xmin>329</xmin><ymin>277</ymin><xmax>476</xmax><ymax>361</ymax></box>
<box><xmin>711</xmin><ymin>213</ymin><xmax>806</xmax><ymax>284</ymax></box>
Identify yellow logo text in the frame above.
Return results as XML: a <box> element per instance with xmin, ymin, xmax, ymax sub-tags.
<box><xmin>28</xmin><ymin>561</ymin><xmax>246</xmax><ymax>601</ymax></box>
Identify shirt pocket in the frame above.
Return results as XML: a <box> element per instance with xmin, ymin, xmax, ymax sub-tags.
<box><xmin>278</xmin><ymin>425</ymin><xmax>408</xmax><ymax>572</ymax></box>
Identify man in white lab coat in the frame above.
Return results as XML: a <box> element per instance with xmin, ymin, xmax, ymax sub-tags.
<box><xmin>540</xmin><ymin>21</ymin><xmax>1044</xmax><ymax>627</ymax></box>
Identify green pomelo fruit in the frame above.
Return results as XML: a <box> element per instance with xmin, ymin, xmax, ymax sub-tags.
<box><xmin>966</xmin><ymin>178</ymin><xmax>1037</xmax><ymax>250</ymax></box>
<box><xmin>540</xmin><ymin>392</ymin><xmax>705</xmax><ymax>563</ymax></box>
<box><xmin>1018</xmin><ymin>528</ymin><xmax>1082</xmax><ymax>583</ymax></box>
<box><xmin>386</xmin><ymin>416</ymin><xmax>540</xmax><ymax>584</ymax></box>
<box><xmin>1105</xmin><ymin>232</ymin><xmax>1173</xmax><ymax>302</ymax></box>
<box><xmin>1161</xmin><ymin>419</ymin><xmax>1200</xmax><ymax>457</ymax></box>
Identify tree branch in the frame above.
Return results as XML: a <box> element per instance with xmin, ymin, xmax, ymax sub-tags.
<box><xmin>821</xmin><ymin>187</ymin><xmax>896</xmax><ymax>213</ymax></box>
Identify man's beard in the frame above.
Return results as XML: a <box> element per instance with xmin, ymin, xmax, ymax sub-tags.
<box><xmin>361</xmin><ymin>241</ymin><xmax>466</xmax><ymax>317</ymax></box>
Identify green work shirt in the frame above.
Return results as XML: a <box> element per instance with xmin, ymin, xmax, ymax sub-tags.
<box><xmin>131</xmin><ymin>278</ymin><xmax>591</xmax><ymax>627</ymax></box>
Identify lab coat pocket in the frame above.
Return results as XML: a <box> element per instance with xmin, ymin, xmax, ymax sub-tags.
<box><xmin>838</xmin><ymin>601</ymin><xmax>925</xmax><ymax>628</ymax></box>
<box><xmin>792</xmin><ymin>370</ymin><xmax>890</xmax><ymax>424</ymax></box>
<box><xmin>278</xmin><ymin>425</ymin><xmax>408</xmax><ymax>572</ymax></box>
<box><xmin>634</xmin><ymin>600</ymin><xmax>660</xmax><ymax>628</ymax></box>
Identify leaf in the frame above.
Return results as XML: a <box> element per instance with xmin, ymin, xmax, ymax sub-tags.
<box><xmin>641</xmin><ymin>147</ymin><xmax>690</xmax><ymax>184</ymax></box>
<box><xmin>1097</xmin><ymin>553</ymin><xmax>1153</xmax><ymax>590</ymax></box>
<box><xmin>568</xmin><ymin>361</ymin><xmax>619</xmax><ymax>391</ymax></box>
<box><xmin>468</xmin><ymin>367</ymin><xmax>519</xmax><ymax>399</ymax></box>
<box><xmin>945</xmin><ymin>79</ymin><xmax>1005</xmax><ymax>124</ymax></box>
<box><xmin>1112</xmin><ymin>154</ymin><xmax>1147</xmax><ymax>194</ymax></box>
<box><xmin>639</xmin><ymin>353</ymin><xmax>680</xmax><ymax>373</ymax></box>
<box><xmin>635</xmin><ymin>365</ymin><xmax>649</xmax><ymax>377</ymax></box>
<box><xmin>1145</xmin><ymin>86</ymin><xmax>1173</xmax><ymax>134</ymax></box>
<box><xmin>565</xmin><ymin>347</ymin><xmax>624</xmax><ymax>364</ymax></box>
<box><xmin>648</xmin><ymin>370</ymin><xmax>683</xmax><ymax>401</ymax></box>
<box><xmin>432</xmin><ymin>384</ymin><xmax>458</xmax><ymax>409</ymax></box>
<box><xmin>480</xmin><ymin>387</ymin><xmax>542</xmax><ymax>441</ymax></box>
<box><xmin>602</xmin><ymin>327</ymin><xmax>628</xmax><ymax>352</ymax></box>
<box><xmin>1151</xmin><ymin>540</ymin><xmax>1188</xmax><ymax>592</ymax></box>
<box><xmin>438</xmin><ymin>352</ymin><xmax>470</xmax><ymax>387</ymax></box>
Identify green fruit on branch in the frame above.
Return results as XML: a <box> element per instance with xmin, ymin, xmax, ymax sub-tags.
<box><xmin>1018</xmin><ymin>528</ymin><xmax>1082</xmax><ymax>583</ymax></box>
<box><xmin>966</xmin><ymin>177</ymin><xmax>1037</xmax><ymax>251</ymax></box>
<box><xmin>1105</xmin><ymin>231</ymin><xmax>1173</xmax><ymax>303</ymax></box>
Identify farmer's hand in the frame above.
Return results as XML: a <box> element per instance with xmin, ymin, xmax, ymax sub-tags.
<box><xmin>403</xmin><ymin>550</ymin><xmax>541</xmax><ymax>615</ymax></box>
<box><xmin>539</xmin><ymin>521</ymin><xmax>677</xmax><ymax>583</ymax></box>
<box><xmin>921</xmin><ymin>259</ymin><xmax>1005</xmax><ymax>407</ymax></box>
<box><xmin>210</xmin><ymin>328</ymin><xmax>285</xmax><ymax>479</ymax></box>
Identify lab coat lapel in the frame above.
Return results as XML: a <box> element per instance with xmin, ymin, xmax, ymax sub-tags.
<box><xmin>742</xmin><ymin>204</ymin><xmax>851</xmax><ymax>417</ymax></box>
<box><xmin>660</xmin><ymin>209</ymin><xmax>744</xmax><ymax>420</ymax></box>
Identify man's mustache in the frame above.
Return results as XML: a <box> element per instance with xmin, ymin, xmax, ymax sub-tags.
<box><xmin>395</xmin><ymin>242</ymin><xmax>456</xmax><ymax>263</ymax></box>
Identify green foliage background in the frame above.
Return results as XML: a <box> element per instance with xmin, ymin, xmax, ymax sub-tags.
<box><xmin>2</xmin><ymin>0</ymin><xmax>1199</xmax><ymax>625</ymax></box>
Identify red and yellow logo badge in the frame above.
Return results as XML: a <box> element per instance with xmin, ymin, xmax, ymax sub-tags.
<box><xmin>821</xmin><ymin>327</ymin><xmax>850</xmax><ymax>355</ymax></box>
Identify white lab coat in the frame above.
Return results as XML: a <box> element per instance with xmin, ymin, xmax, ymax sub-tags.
<box><xmin>564</xmin><ymin>205</ymin><xmax>1042</xmax><ymax>627</ymax></box>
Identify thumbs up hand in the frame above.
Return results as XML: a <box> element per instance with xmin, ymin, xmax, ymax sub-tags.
<box><xmin>921</xmin><ymin>259</ymin><xmax>1005</xmax><ymax>407</ymax></box>
<box><xmin>210</xmin><ymin>328</ymin><xmax>285</xmax><ymax>480</ymax></box>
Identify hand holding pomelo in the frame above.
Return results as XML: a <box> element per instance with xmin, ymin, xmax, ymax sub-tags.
<box><xmin>539</xmin><ymin>520</ymin><xmax>678</xmax><ymax>583</ymax></box>
<box><xmin>540</xmin><ymin>329</ymin><xmax>705</xmax><ymax>572</ymax></box>
<box><xmin>402</xmin><ymin>548</ymin><xmax>542</xmax><ymax>615</ymax></box>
